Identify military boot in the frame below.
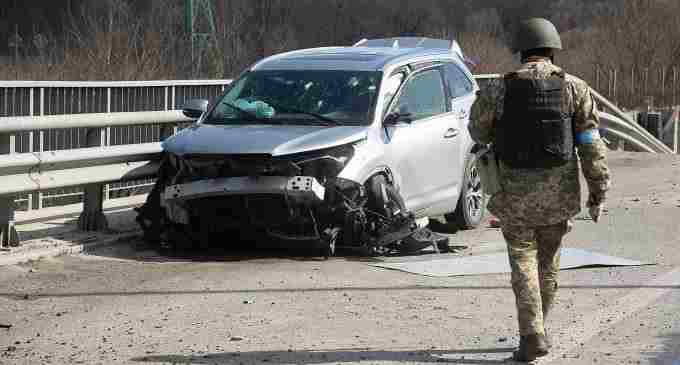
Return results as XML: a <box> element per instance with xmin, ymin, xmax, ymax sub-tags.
<box><xmin>543</xmin><ymin>328</ymin><xmax>552</xmax><ymax>349</ymax></box>
<box><xmin>512</xmin><ymin>334</ymin><xmax>549</xmax><ymax>362</ymax></box>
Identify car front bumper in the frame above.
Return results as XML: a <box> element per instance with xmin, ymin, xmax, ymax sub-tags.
<box><xmin>163</xmin><ymin>176</ymin><xmax>326</xmax><ymax>205</ymax></box>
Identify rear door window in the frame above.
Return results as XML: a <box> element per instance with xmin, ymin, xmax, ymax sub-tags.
<box><xmin>444</xmin><ymin>63</ymin><xmax>474</xmax><ymax>99</ymax></box>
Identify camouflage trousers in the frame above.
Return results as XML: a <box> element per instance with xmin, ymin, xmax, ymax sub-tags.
<box><xmin>501</xmin><ymin>220</ymin><xmax>572</xmax><ymax>336</ymax></box>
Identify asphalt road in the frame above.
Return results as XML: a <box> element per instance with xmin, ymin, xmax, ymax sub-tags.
<box><xmin>0</xmin><ymin>151</ymin><xmax>679</xmax><ymax>365</ymax></box>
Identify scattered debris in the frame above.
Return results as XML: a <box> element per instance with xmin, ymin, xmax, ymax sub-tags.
<box><xmin>229</xmin><ymin>336</ymin><xmax>244</xmax><ymax>342</ymax></box>
<box><xmin>401</xmin><ymin>228</ymin><xmax>449</xmax><ymax>253</ymax></box>
<box><xmin>243</xmin><ymin>299</ymin><xmax>254</xmax><ymax>304</ymax></box>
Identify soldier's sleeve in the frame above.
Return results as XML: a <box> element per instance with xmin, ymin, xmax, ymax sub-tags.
<box><xmin>571</xmin><ymin>79</ymin><xmax>611</xmax><ymax>203</ymax></box>
<box><xmin>468</xmin><ymin>78</ymin><xmax>504</xmax><ymax>145</ymax></box>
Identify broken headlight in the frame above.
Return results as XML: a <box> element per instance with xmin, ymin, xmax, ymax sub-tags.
<box><xmin>293</xmin><ymin>143</ymin><xmax>356</xmax><ymax>181</ymax></box>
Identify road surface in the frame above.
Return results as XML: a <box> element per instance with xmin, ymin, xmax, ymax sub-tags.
<box><xmin>0</xmin><ymin>151</ymin><xmax>679</xmax><ymax>364</ymax></box>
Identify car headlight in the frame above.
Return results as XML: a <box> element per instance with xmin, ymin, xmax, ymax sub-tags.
<box><xmin>294</xmin><ymin>143</ymin><xmax>356</xmax><ymax>180</ymax></box>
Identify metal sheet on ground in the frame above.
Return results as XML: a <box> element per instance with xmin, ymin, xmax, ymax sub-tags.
<box><xmin>370</xmin><ymin>248</ymin><xmax>650</xmax><ymax>277</ymax></box>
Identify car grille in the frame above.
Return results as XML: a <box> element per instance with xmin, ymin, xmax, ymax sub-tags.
<box><xmin>180</xmin><ymin>154</ymin><xmax>301</xmax><ymax>180</ymax></box>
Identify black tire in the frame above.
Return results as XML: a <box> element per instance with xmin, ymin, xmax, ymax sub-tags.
<box><xmin>366</xmin><ymin>174</ymin><xmax>405</xmax><ymax>219</ymax></box>
<box><xmin>446</xmin><ymin>154</ymin><xmax>486</xmax><ymax>230</ymax></box>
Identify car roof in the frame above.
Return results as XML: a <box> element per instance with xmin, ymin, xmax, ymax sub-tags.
<box><xmin>251</xmin><ymin>37</ymin><xmax>466</xmax><ymax>72</ymax></box>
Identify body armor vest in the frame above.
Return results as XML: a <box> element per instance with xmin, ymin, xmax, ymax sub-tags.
<box><xmin>494</xmin><ymin>73</ymin><xmax>574</xmax><ymax>169</ymax></box>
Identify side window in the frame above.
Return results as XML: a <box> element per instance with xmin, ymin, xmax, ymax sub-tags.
<box><xmin>444</xmin><ymin>63</ymin><xmax>474</xmax><ymax>99</ymax></box>
<box><xmin>391</xmin><ymin>69</ymin><xmax>446</xmax><ymax>121</ymax></box>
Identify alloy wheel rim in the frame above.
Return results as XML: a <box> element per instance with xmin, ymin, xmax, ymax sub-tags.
<box><xmin>466</xmin><ymin>163</ymin><xmax>484</xmax><ymax>220</ymax></box>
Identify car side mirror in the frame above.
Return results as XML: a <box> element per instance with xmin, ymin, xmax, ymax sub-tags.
<box><xmin>384</xmin><ymin>111</ymin><xmax>413</xmax><ymax>126</ymax></box>
<box><xmin>182</xmin><ymin>99</ymin><xmax>209</xmax><ymax>119</ymax></box>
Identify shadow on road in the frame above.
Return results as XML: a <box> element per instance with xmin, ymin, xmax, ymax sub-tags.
<box><xmin>131</xmin><ymin>347</ymin><xmax>516</xmax><ymax>364</ymax></box>
<box><xmin>85</xmin><ymin>236</ymin><xmax>389</xmax><ymax>264</ymax></box>
<box><xmin>84</xmin><ymin>224</ymin><xmax>464</xmax><ymax>264</ymax></box>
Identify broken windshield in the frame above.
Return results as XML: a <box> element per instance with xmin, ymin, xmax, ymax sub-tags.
<box><xmin>204</xmin><ymin>70</ymin><xmax>382</xmax><ymax>126</ymax></box>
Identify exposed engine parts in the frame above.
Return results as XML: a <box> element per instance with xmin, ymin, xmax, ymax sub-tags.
<box><xmin>136</xmin><ymin>152</ymin><xmax>447</xmax><ymax>257</ymax></box>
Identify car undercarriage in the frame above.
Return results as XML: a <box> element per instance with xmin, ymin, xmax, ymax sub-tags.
<box><xmin>136</xmin><ymin>151</ymin><xmax>448</xmax><ymax>257</ymax></box>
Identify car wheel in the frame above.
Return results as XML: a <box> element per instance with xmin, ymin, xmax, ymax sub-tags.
<box><xmin>366</xmin><ymin>174</ymin><xmax>405</xmax><ymax>219</ymax></box>
<box><xmin>446</xmin><ymin>154</ymin><xmax>486</xmax><ymax>229</ymax></box>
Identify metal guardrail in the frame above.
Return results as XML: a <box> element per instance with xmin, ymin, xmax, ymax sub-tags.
<box><xmin>0</xmin><ymin>79</ymin><xmax>231</xmax><ymax>247</ymax></box>
<box><xmin>0</xmin><ymin>79</ymin><xmax>231</xmax><ymax>213</ymax></box>
<box><xmin>0</xmin><ymin>75</ymin><xmax>674</xmax><ymax>247</ymax></box>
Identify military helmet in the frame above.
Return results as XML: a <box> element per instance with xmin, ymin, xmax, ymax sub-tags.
<box><xmin>513</xmin><ymin>18</ymin><xmax>562</xmax><ymax>53</ymax></box>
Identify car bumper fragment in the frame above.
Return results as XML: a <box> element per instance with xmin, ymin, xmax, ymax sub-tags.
<box><xmin>163</xmin><ymin>176</ymin><xmax>326</xmax><ymax>204</ymax></box>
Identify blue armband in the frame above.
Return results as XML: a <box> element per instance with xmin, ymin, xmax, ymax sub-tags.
<box><xmin>576</xmin><ymin>129</ymin><xmax>601</xmax><ymax>145</ymax></box>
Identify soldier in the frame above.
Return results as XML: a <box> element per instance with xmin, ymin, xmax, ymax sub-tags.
<box><xmin>469</xmin><ymin>18</ymin><xmax>611</xmax><ymax>362</ymax></box>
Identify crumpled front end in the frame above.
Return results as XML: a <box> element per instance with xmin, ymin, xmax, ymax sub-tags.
<box><xmin>136</xmin><ymin>143</ymin><xmax>446</xmax><ymax>256</ymax></box>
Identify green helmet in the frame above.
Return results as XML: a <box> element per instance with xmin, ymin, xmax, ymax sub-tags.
<box><xmin>513</xmin><ymin>18</ymin><xmax>562</xmax><ymax>53</ymax></box>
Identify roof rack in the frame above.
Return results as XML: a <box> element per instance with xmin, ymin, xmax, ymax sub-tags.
<box><xmin>352</xmin><ymin>37</ymin><xmax>465</xmax><ymax>60</ymax></box>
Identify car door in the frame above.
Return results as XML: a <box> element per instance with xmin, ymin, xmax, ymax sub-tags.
<box><xmin>417</xmin><ymin>62</ymin><xmax>478</xmax><ymax>216</ymax></box>
<box><xmin>382</xmin><ymin>66</ymin><xmax>462</xmax><ymax>214</ymax></box>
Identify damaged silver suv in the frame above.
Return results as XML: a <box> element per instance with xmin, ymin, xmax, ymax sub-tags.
<box><xmin>137</xmin><ymin>37</ymin><xmax>485</xmax><ymax>256</ymax></box>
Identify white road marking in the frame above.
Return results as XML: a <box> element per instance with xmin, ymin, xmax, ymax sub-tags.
<box><xmin>541</xmin><ymin>267</ymin><xmax>680</xmax><ymax>364</ymax></box>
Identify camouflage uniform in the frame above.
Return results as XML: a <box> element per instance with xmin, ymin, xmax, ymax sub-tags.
<box><xmin>469</xmin><ymin>58</ymin><xmax>611</xmax><ymax>336</ymax></box>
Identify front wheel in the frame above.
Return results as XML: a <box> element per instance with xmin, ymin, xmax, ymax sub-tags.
<box><xmin>366</xmin><ymin>174</ymin><xmax>405</xmax><ymax>219</ymax></box>
<box><xmin>446</xmin><ymin>154</ymin><xmax>486</xmax><ymax>229</ymax></box>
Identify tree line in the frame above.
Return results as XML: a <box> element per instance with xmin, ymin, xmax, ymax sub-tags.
<box><xmin>1</xmin><ymin>0</ymin><xmax>679</xmax><ymax>108</ymax></box>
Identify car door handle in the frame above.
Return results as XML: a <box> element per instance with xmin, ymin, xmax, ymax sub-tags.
<box><xmin>444</xmin><ymin>128</ymin><xmax>459</xmax><ymax>139</ymax></box>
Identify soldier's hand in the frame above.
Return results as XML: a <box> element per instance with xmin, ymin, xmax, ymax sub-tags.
<box><xmin>587</xmin><ymin>193</ymin><xmax>605</xmax><ymax>223</ymax></box>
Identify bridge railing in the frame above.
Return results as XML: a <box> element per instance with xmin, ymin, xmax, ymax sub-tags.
<box><xmin>0</xmin><ymin>80</ymin><xmax>230</xmax><ymax>213</ymax></box>
<box><xmin>0</xmin><ymin>76</ymin><xmax>673</xmax><ymax>247</ymax></box>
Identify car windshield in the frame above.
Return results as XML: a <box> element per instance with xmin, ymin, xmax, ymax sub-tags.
<box><xmin>204</xmin><ymin>70</ymin><xmax>382</xmax><ymax>126</ymax></box>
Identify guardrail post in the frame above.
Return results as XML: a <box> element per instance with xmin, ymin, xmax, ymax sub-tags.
<box><xmin>0</xmin><ymin>197</ymin><xmax>19</xmax><ymax>248</ymax></box>
<box><xmin>0</xmin><ymin>132</ymin><xmax>19</xmax><ymax>247</ymax></box>
<box><xmin>617</xmin><ymin>139</ymin><xmax>626</xmax><ymax>151</ymax></box>
<box><xmin>77</xmin><ymin>128</ymin><xmax>108</xmax><ymax>231</ymax></box>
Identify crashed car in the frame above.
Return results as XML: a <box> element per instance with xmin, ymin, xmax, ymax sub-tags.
<box><xmin>137</xmin><ymin>37</ymin><xmax>486</xmax><ymax>256</ymax></box>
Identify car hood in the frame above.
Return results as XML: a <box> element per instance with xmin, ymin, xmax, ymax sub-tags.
<box><xmin>162</xmin><ymin>123</ymin><xmax>368</xmax><ymax>156</ymax></box>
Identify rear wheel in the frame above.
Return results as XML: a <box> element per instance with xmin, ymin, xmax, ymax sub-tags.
<box><xmin>446</xmin><ymin>154</ymin><xmax>486</xmax><ymax>229</ymax></box>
